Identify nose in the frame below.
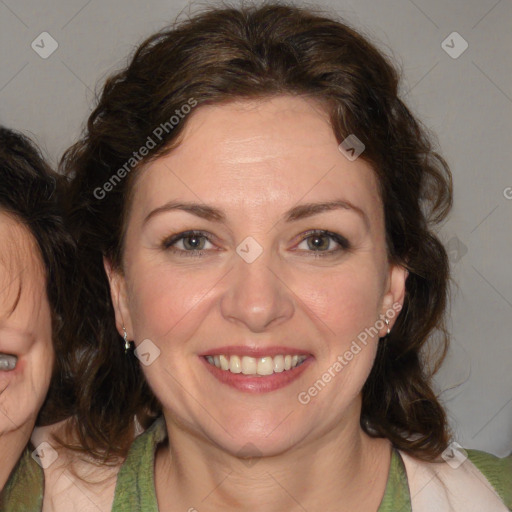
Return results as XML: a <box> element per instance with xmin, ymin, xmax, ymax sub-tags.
<box><xmin>220</xmin><ymin>247</ymin><xmax>295</xmax><ymax>333</ymax></box>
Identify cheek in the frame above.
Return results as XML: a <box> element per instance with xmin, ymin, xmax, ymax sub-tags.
<box><xmin>307</xmin><ymin>265</ymin><xmax>384</xmax><ymax>406</ymax></box>
<box><xmin>0</xmin><ymin>335</ymin><xmax>54</xmax><ymax>435</ymax></box>
<box><xmin>127</xmin><ymin>263</ymin><xmax>214</xmax><ymax>342</ymax></box>
<box><xmin>27</xmin><ymin>324</ymin><xmax>55</xmax><ymax>403</ymax></box>
<box><xmin>35</xmin><ymin>303</ymin><xmax>56</xmax><ymax>384</ymax></box>
<box><xmin>297</xmin><ymin>262</ymin><xmax>383</xmax><ymax>342</ymax></box>
<box><xmin>38</xmin><ymin>334</ymin><xmax>55</xmax><ymax>389</ymax></box>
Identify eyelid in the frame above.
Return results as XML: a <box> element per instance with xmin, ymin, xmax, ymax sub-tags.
<box><xmin>161</xmin><ymin>230</ymin><xmax>215</xmax><ymax>250</ymax></box>
<box><xmin>294</xmin><ymin>229</ymin><xmax>350</xmax><ymax>249</ymax></box>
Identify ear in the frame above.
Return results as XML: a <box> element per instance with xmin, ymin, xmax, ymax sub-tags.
<box><xmin>103</xmin><ymin>256</ymin><xmax>133</xmax><ymax>339</ymax></box>
<box><xmin>379</xmin><ymin>264</ymin><xmax>408</xmax><ymax>337</ymax></box>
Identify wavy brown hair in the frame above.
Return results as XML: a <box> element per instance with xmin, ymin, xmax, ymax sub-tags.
<box><xmin>58</xmin><ymin>1</ymin><xmax>453</xmax><ymax>462</ymax></box>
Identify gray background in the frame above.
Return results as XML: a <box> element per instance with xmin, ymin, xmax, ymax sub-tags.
<box><xmin>1</xmin><ymin>0</ymin><xmax>511</xmax><ymax>456</ymax></box>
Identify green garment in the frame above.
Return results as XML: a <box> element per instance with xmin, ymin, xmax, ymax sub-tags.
<box><xmin>1</xmin><ymin>418</ymin><xmax>511</xmax><ymax>511</ymax></box>
<box><xmin>0</xmin><ymin>445</ymin><xmax>44</xmax><ymax>512</ymax></box>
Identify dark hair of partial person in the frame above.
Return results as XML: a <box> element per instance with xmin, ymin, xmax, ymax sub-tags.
<box><xmin>58</xmin><ymin>0</ymin><xmax>454</xmax><ymax>463</ymax></box>
<box><xmin>0</xmin><ymin>126</ymin><xmax>76</xmax><ymax>426</ymax></box>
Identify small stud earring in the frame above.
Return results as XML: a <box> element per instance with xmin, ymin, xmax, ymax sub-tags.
<box><xmin>123</xmin><ymin>326</ymin><xmax>131</xmax><ymax>353</ymax></box>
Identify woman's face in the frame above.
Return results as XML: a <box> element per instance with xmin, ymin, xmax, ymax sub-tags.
<box><xmin>0</xmin><ymin>213</ymin><xmax>54</xmax><ymax>438</ymax></box>
<box><xmin>109</xmin><ymin>95</ymin><xmax>407</xmax><ymax>456</ymax></box>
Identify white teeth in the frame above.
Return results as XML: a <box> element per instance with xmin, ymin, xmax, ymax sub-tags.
<box><xmin>0</xmin><ymin>354</ymin><xmax>17</xmax><ymax>371</ymax></box>
<box><xmin>205</xmin><ymin>353</ymin><xmax>308</xmax><ymax>376</ymax></box>
<box><xmin>241</xmin><ymin>356</ymin><xmax>257</xmax><ymax>375</ymax></box>
<box><xmin>273</xmin><ymin>355</ymin><xmax>284</xmax><ymax>372</ymax></box>
<box><xmin>257</xmin><ymin>357</ymin><xmax>274</xmax><ymax>376</ymax></box>
<box><xmin>219</xmin><ymin>354</ymin><xmax>230</xmax><ymax>371</ymax></box>
<box><xmin>230</xmin><ymin>355</ymin><xmax>242</xmax><ymax>373</ymax></box>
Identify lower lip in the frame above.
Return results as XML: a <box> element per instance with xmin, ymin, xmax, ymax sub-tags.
<box><xmin>200</xmin><ymin>356</ymin><xmax>313</xmax><ymax>393</ymax></box>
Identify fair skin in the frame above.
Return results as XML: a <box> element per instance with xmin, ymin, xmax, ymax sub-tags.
<box><xmin>33</xmin><ymin>418</ymin><xmax>120</xmax><ymax>512</ymax></box>
<box><xmin>0</xmin><ymin>213</ymin><xmax>54</xmax><ymax>490</ymax></box>
<box><xmin>107</xmin><ymin>95</ymin><xmax>408</xmax><ymax>511</ymax></box>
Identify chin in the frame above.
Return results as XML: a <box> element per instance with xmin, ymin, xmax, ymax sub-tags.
<box><xmin>205</xmin><ymin>415</ymin><xmax>307</xmax><ymax>460</ymax></box>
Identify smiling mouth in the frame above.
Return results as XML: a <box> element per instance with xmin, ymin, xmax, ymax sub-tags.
<box><xmin>0</xmin><ymin>353</ymin><xmax>17</xmax><ymax>371</ymax></box>
<box><xmin>204</xmin><ymin>354</ymin><xmax>308</xmax><ymax>376</ymax></box>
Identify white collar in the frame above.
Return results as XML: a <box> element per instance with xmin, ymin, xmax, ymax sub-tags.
<box><xmin>399</xmin><ymin>449</ymin><xmax>508</xmax><ymax>511</ymax></box>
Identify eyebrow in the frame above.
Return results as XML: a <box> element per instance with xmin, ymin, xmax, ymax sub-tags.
<box><xmin>143</xmin><ymin>199</ymin><xmax>370</xmax><ymax>230</ymax></box>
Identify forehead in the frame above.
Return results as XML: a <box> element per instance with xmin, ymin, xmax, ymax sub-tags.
<box><xmin>133</xmin><ymin>95</ymin><xmax>382</xmax><ymax>226</ymax></box>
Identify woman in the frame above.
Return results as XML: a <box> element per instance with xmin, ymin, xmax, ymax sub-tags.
<box><xmin>46</xmin><ymin>3</ymin><xmax>512</xmax><ymax>511</ymax></box>
<box><xmin>0</xmin><ymin>127</ymin><xmax>75</xmax><ymax>509</ymax></box>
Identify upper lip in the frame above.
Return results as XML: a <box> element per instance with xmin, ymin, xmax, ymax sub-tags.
<box><xmin>199</xmin><ymin>346</ymin><xmax>312</xmax><ymax>358</ymax></box>
<box><xmin>0</xmin><ymin>350</ymin><xmax>19</xmax><ymax>357</ymax></box>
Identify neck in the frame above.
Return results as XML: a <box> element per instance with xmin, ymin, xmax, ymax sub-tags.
<box><xmin>155</xmin><ymin>411</ymin><xmax>391</xmax><ymax>512</ymax></box>
<box><xmin>0</xmin><ymin>422</ymin><xmax>34</xmax><ymax>490</ymax></box>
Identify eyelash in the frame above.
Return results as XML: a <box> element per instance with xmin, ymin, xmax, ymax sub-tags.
<box><xmin>161</xmin><ymin>229</ymin><xmax>350</xmax><ymax>258</ymax></box>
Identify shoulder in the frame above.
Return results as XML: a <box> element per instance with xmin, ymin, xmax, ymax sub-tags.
<box><xmin>111</xmin><ymin>416</ymin><xmax>166</xmax><ymax>512</ymax></box>
<box><xmin>31</xmin><ymin>420</ymin><xmax>121</xmax><ymax>512</ymax></box>
<box><xmin>466</xmin><ymin>448</ymin><xmax>512</xmax><ymax>510</ymax></box>
<box><xmin>117</xmin><ymin>415</ymin><xmax>166</xmax><ymax>474</ymax></box>
<box><xmin>398</xmin><ymin>447</ymin><xmax>512</xmax><ymax>511</ymax></box>
<box><xmin>0</xmin><ymin>445</ymin><xmax>44</xmax><ymax>512</ymax></box>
